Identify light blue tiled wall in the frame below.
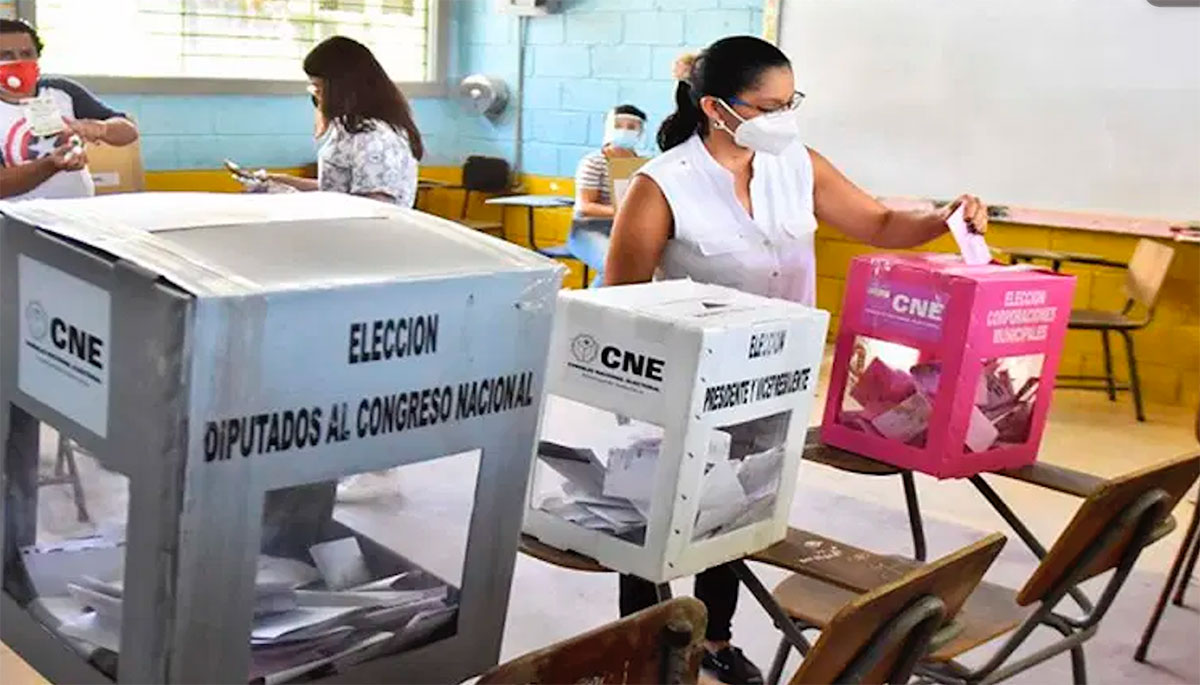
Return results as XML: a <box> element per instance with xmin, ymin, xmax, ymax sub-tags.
<box><xmin>101</xmin><ymin>93</ymin><xmax>461</xmax><ymax>171</ymax></box>
<box><xmin>94</xmin><ymin>0</ymin><xmax>763</xmax><ymax>172</ymax></box>
<box><xmin>486</xmin><ymin>0</ymin><xmax>765</xmax><ymax>177</ymax></box>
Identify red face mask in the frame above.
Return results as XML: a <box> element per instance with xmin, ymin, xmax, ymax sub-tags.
<box><xmin>0</xmin><ymin>60</ymin><xmax>40</xmax><ymax>98</ymax></box>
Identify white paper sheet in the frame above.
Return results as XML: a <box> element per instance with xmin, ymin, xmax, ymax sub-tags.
<box><xmin>946</xmin><ymin>204</ymin><xmax>992</xmax><ymax>266</ymax></box>
<box><xmin>737</xmin><ymin>446</ymin><xmax>784</xmax><ymax>501</ymax></box>
<box><xmin>295</xmin><ymin>587</ymin><xmax>447</xmax><ymax>609</ymax></box>
<box><xmin>66</xmin><ymin>583</ymin><xmax>123</xmax><ymax>622</ymax></box>
<box><xmin>538</xmin><ymin>445</ymin><xmax>607</xmax><ymax>496</ymax></box>
<box><xmin>251</xmin><ymin>606</ymin><xmax>365</xmax><ymax>642</ymax></box>
<box><xmin>964</xmin><ymin>405</ymin><xmax>1001</xmax><ymax>452</ymax></box>
<box><xmin>257</xmin><ymin>555</ymin><xmax>322</xmax><ymax>589</ymax></box>
<box><xmin>253</xmin><ymin>630</ymin><xmax>394</xmax><ymax>685</ymax></box>
<box><xmin>309</xmin><ymin>538</ymin><xmax>372</xmax><ymax>591</ymax></box>
<box><xmin>349</xmin><ymin>572</ymin><xmax>412</xmax><ymax>592</ymax></box>
<box><xmin>603</xmin><ymin>439</ymin><xmax>660</xmax><ymax>502</ymax></box>
<box><xmin>698</xmin><ymin>460</ymin><xmax>748</xmax><ymax>511</ymax></box>
<box><xmin>57</xmin><ymin>611</ymin><xmax>121</xmax><ymax>652</ymax></box>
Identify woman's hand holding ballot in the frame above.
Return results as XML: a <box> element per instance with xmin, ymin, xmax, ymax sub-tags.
<box><xmin>940</xmin><ymin>194</ymin><xmax>989</xmax><ymax>234</ymax></box>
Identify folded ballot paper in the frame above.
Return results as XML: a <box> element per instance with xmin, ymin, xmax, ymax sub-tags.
<box><xmin>34</xmin><ymin>539</ymin><xmax>457</xmax><ymax>684</ymax></box>
<box><xmin>537</xmin><ymin>429</ymin><xmax>784</xmax><ymax>543</ymax></box>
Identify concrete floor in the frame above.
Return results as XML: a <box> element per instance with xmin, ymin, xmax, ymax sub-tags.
<box><xmin>3</xmin><ymin>360</ymin><xmax>1198</xmax><ymax>684</ymax></box>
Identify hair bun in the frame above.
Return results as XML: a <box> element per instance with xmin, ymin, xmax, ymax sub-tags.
<box><xmin>672</xmin><ymin>53</ymin><xmax>698</xmax><ymax>83</ymax></box>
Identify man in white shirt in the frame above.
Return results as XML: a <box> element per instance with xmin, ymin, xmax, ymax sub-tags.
<box><xmin>0</xmin><ymin>19</ymin><xmax>139</xmax><ymax>200</ymax></box>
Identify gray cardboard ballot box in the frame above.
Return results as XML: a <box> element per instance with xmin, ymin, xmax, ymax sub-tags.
<box><xmin>0</xmin><ymin>193</ymin><xmax>563</xmax><ymax>684</ymax></box>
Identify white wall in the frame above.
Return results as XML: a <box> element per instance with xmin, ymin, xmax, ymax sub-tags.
<box><xmin>779</xmin><ymin>0</ymin><xmax>1200</xmax><ymax>220</ymax></box>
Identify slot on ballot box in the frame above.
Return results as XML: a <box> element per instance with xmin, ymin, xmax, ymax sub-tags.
<box><xmin>821</xmin><ymin>254</ymin><xmax>1075</xmax><ymax>478</ymax></box>
<box><xmin>524</xmin><ymin>281</ymin><xmax>830</xmax><ymax>584</ymax></box>
<box><xmin>0</xmin><ymin>192</ymin><xmax>563</xmax><ymax>684</ymax></box>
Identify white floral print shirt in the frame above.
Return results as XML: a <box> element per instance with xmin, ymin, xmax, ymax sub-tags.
<box><xmin>318</xmin><ymin>119</ymin><xmax>418</xmax><ymax>207</ymax></box>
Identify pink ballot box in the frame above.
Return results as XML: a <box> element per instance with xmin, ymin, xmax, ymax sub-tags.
<box><xmin>821</xmin><ymin>254</ymin><xmax>1076</xmax><ymax>478</ymax></box>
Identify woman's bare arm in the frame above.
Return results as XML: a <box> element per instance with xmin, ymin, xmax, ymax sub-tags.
<box><xmin>575</xmin><ymin>187</ymin><xmax>616</xmax><ymax>219</ymax></box>
<box><xmin>604</xmin><ymin>175</ymin><xmax>673</xmax><ymax>285</ymax></box>
<box><xmin>809</xmin><ymin>148</ymin><xmax>987</xmax><ymax>248</ymax></box>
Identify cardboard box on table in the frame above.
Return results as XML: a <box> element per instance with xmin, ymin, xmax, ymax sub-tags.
<box><xmin>85</xmin><ymin>140</ymin><xmax>146</xmax><ymax>194</ymax></box>
<box><xmin>0</xmin><ymin>192</ymin><xmax>562</xmax><ymax>684</ymax></box>
<box><xmin>821</xmin><ymin>254</ymin><xmax>1075</xmax><ymax>478</ymax></box>
<box><xmin>524</xmin><ymin>281</ymin><xmax>829</xmax><ymax>584</ymax></box>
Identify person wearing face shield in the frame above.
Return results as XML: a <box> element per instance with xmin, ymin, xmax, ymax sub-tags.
<box><xmin>605</xmin><ymin>36</ymin><xmax>989</xmax><ymax>685</ymax></box>
<box><xmin>0</xmin><ymin>19</ymin><xmax>139</xmax><ymax>200</ymax></box>
<box><xmin>567</xmin><ymin>104</ymin><xmax>647</xmax><ymax>287</ymax></box>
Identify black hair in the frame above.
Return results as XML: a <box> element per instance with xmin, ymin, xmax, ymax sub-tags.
<box><xmin>304</xmin><ymin>35</ymin><xmax>424</xmax><ymax>160</ymax></box>
<box><xmin>0</xmin><ymin>18</ymin><xmax>43</xmax><ymax>55</ymax></box>
<box><xmin>658</xmin><ymin>35</ymin><xmax>790</xmax><ymax>152</ymax></box>
<box><xmin>613</xmin><ymin>104</ymin><xmax>647</xmax><ymax>121</ymax></box>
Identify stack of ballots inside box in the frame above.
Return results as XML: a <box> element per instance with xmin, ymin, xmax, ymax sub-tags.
<box><xmin>29</xmin><ymin>537</ymin><xmax>457</xmax><ymax>684</ymax></box>
<box><xmin>537</xmin><ymin>422</ymin><xmax>785</xmax><ymax>545</ymax></box>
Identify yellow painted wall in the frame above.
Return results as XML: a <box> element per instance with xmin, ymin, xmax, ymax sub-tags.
<box><xmin>147</xmin><ymin>166</ymin><xmax>1198</xmax><ymax>407</ymax></box>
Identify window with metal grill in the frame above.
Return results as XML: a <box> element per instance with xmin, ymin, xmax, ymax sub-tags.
<box><xmin>24</xmin><ymin>0</ymin><xmax>436</xmax><ymax>89</ymax></box>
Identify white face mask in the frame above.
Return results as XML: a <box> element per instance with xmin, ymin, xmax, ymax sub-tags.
<box><xmin>714</xmin><ymin>99</ymin><xmax>800</xmax><ymax>155</ymax></box>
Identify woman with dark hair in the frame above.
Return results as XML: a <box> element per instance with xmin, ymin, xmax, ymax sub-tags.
<box><xmin>267</xmin><ymin>36</ymin><xmax>422</xmax><ymax>206</ymax></box>
<box><xmin>606</xmin><ymin>36</ymin><xmax>989</xmax><ymax>684</ymax></box>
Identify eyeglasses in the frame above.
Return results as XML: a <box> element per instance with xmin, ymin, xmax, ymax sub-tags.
<box><xmin>726</xmin><ymin>90</ymin><xmax>805</xmax><ymax>115</ymax></box>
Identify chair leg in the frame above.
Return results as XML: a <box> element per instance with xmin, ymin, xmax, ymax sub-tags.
<box><xmin>460</xmin><ymin>189</ymin><xmax>471</xmax><ymax>220</ymax></box>
<box><xmin>1070</xmin><ymin>645</ymin><xmax>1088</xmax><ymax>685</ymax></box>
<box><xmin>767</xmin><ymin>634</ymin><xmax>792</xmax><ymax>685</ymax></box>
<box><xmin>581</xmin><ymin>264</ymin><xmax>591</xmax><ymax>289</ymax></box>
<box><xmin>1172</xmin><ymin>514</ymin><xmax>1200</xmax><ymax>606</ymax></box>
<box><xmin>1100</xmin><ymin>330</ymin><xmax>1116</xmax><ymax>401</ymax></box>
<box><xmin>1135</xmin><ymin>505</ymin><xmax>1199</xmax><ymax>661</ymax></box>
<box><xmin>63</xmin><ymin>442</ymin><xmax>90</xmax><ymax>524</ymax></box>
<box><xmin>1118</xmin><ymin>331</ymin><xmax>1145</xmax><ymax>422</ymax></box>
<box><xmin>901</xmin><ymin>471</ymin><xmax>927</xmax><ymax>562</ymax></box>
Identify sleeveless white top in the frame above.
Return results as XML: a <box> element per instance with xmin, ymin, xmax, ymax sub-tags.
<box><xmin>637</xmin><ymin>134</ymin><xmax>818</xmax><ymax>306</ymax></box>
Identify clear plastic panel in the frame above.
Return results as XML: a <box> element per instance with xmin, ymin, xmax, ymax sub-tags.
<box><xmin>838</xmin><ymin>335</ymin><xmax>930</xmax><ymax>447</ymax></box>
<box><xmin>533</xmin><ymin>395</ymin><xmax>665</xmax><ymax>546</ymax></box>
<box><xmin>692</xmin><ymin>411</ymin><xmax>792</xmax><ymax>542</ymax></box>
<box><xmin>837</xmin><ymin>336</ymin><xmax>1045</xmax><ymax>453</ymax></box>
<box><xmin>968</xmin><ymin>353</ymin><xmax>1044</xmax><ymax>452</ymax></box>
<box><xmin>4</xmin><ymin>419</ymin><xmax>129</xmax><ymax>673</ymax></box>
<box><xmin>247</xmin><ymin>451</ymin><xmax>478</xmax><ymax>683</ymax></box>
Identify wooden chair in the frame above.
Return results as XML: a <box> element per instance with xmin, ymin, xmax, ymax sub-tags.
<box><xmin>1059</xmin><ymin>238</ymin><xmax>1175</xmax><ymax>421</ymax></box>
<box><xmin>1134</xmin><ymin>406</ymin><xmax>1200</xmax><ymax>662</ymax></box>
<box><xmin>785</xmin><ymin>533</ymin><xmax>1006</xmax><ymax>685</ymax></box>
<box><xmin>36</xmin><ymin>435</ymin><xmax>89</xmax><ymax>523</ymax></box>
<box><xmin>478</xmin><ymin>596</ymin><xmax>707</xmax><ymax>685</ymax></box>
<box><xmin>766</xmin><ymin>453</ymin><xmax>1200</xmax><ymax>685</ymax></box>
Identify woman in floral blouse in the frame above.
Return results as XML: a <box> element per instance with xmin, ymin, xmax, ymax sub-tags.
<box><xmin>268</xmin><ymin>35</ymin><xmax>422</xmax><ymax>207</ymax></box>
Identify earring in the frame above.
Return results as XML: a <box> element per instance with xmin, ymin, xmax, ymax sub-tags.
<box><xmin>711</xmin><ymin>118</ymin><xmax>729</xmax><ymax>133</ymax></box>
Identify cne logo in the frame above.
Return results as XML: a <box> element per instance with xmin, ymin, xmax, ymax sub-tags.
<box><xmin>570</xmin><ymin>333</ymin><xmax>599</xmax><ymax>364</ymax></box>
<box><xmin>25</xmin><ymin>301</ymin><xmax>105</xmax><ymax>371</ymax></box>
<box><xmin>25</xmin><ymin>301</ymin><xmax>48</xmax><ymax>340</ymax></box>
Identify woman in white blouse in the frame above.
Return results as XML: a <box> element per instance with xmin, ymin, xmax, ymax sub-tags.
<box><xmin>606</xmin><ymin>36</ymin><xmax>988</xmax><ymax>685</ymax></box>
<box><xmin>267</xmin><ymin>36</ymin><xmax>422</xmax><ymax>207</ymax></box>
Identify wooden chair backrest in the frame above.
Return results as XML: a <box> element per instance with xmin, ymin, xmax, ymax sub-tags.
<box><xmin>1017</xmin><ymin>452</ymin><xmax>1200</xmax><ymax>605</ymax></box>
<box><xmin>478</xmin><ymin>597</ymin><xmax>706</xmax><ymax>685</ymax></box>
<box><xmin>792</xmin><ymin>533</ymin><xmax>1006</xmax><ymax>685</ymax></box>
<box><xmin>1124</xmin><ymin>239</ymin><xmax>1175</xmax><ymax>310</ymax></box>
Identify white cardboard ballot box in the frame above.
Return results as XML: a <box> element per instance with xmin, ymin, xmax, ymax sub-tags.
<box><xmin>0</xmin><ymin>192</ymin><xmax>563</xmax><ymax>684</ymax></box>
<box><xmin>524</xmin><ymin>280</ymin><xmax>830</xmax><ymax>583</ymax></box>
